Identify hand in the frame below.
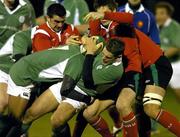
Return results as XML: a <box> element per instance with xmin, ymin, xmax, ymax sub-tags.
<box><xmin>66</xmin><ymin>35</ymin><xmax>82</xmax><ymax>45</ymax></box>
<box><xmin>85</xmin><ymin>37</ymin><xmax>101</xmax><ymax>55</ymax></box>
<box><xmin>83</xmin><ymin>12</ymin><xmax>105</xmax><ymax>22</ymax></box>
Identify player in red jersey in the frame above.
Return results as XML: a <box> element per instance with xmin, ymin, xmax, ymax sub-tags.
<box><xmin>32</xmin><ymin>3</ymin><xmax>80</xmax><ymax>52</ymax></box>
<box><xmin>73</xmin><ymin>1</ymin><xmax>142</xmax><ymax>137</ymax></box>
<box><xmin>115</xmin><ymin>23</ymin><xmax>180</xmax><ymax>137</ymax></box>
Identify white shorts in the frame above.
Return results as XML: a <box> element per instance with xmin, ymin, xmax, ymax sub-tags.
<box><xmin>169</xmin><ymin>61</ymin><xmax>180</xmax><ymax>89</ymax></box>
<box><xmin>49</xmin><ymin>82</ymin><xmax>87</xmax><ymax>110</ymax></box>
<box><xmin>7</xmin><ymin>76</ymin><xmax>34</xmax><ymax>100</ymax></box>
<box><xmin>0</xmin><ymin>70</ymin><xmax>9</xmax><ymax>84</ymax></box>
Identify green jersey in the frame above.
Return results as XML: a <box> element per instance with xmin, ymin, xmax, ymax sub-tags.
<box><xmin>0</xmin><ymin>27</ymin><xmax>36</xmax><ymax>73</ymax></box>
<box><xmin>0</xmin><ymin>0</ymin><xmax>36</xmax><ymax>48</ymax></box>
<box><xmin>44</xmin><ymin>0</ymin><xmax>89</xmax><ymax>25</ymax></box>
<box><xmin>77</xmin><ymin>54</ymin><xmax>124</xmax><ymax>97</ymax></box>
<box><xmin>160</xmin><ymin>19</ymin><xmax>180</xmax><ymax>62</ymax></box>
<box><xmin>10</xmin><ymin>46</ymin><xmax>84</xmax><ymax>86</ymax></box>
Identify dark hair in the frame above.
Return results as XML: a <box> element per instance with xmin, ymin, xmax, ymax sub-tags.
<box><xmin>47</xmin><ymin>3</ymin><xmax>66</xmax><ymax>18</ymax></box>
<box><xmin>94</xmin><ymin>0</ymin><xmax>118</xmax><ymax>11</ymax></box>
<box><xmin>115</xmin><ymin>23</ymin><xmax>135</xmax><ymax>38</ymax></box>
<box><xmin>155</xmin><ymin>1</ymin><xmax>174</xmax><ymax>16</ymax></box>
<box><xmin>106</xmin><ymin>38</ymin><xmax>125</xmax><ymax>57</ymax></box>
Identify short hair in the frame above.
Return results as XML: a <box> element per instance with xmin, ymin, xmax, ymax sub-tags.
<box><xmin>155</xmin><ymin>1</ymin><xmax>174</xmax><ymax>16</ymax></box>
<box><xmin>47</xmin><ymin>3</ymin><xmax>66</xmax><ymax>18</ymax></box>
<box><xmin>106</xmin><ymin>38</ymin><xmax>125</xmax><ymax>57</ymax></box>
<box><xmin>94</xmin><ymin>0</ymin><xmax>118</xmax><ymax>11</ymax></box>
<box><xmin>114</xmin><ymin>23</ymin><xmax>135</xmax><ymax>38</ymax></box>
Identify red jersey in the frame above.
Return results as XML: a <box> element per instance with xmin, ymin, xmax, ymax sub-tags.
<box><xmin>89</xmin><ymin>12</ymin><xmax>133</xmax><ymax>41</ymax></box>
<box><xmin>32</xmin><ymin>22</ymin><xmax>79</xmax><ymax>52</ymax></box>
<box><xmin>135</xmin><ymin>29</ymin><xmax>163</xmax><ymax>68</ymax></box>
<box><xmin>120</xmin><ymin>38</ymin><xmax>142</xmax><ymax>73</ymax></box>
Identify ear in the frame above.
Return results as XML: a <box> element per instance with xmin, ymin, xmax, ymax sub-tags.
<box><xmin>46</xmin><ymin>16</ymin><xmax>50</xmax><ymax>22</ymax></box>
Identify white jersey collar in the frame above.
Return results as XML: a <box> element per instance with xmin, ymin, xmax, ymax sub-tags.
<box><xmin>164</xmin><ymin>18</ymin><xmax>172</xmax><ymax>27</ymax></box>
<box><xmin>125</xmin><ymin>3</ymin><xmax>145</xmax><ymax>14</ymax></box>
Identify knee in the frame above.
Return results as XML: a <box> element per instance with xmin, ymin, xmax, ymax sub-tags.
<box><xmin>51</xmin><ymin>114</ymin><xmax>65</xmax><ymax>128</ymax></box>
<box><xmin>83</xmin><ymin>108</ymin><xmax>97</xmax><ymax>121</ymax></box>
<box><xmin>116</xmin><ymin>99</ymin><xmax>131</xmax><ymax>113</ymax></box>
<box><xmin>143</xmin><ymin>104</ymin><xmax>161</xmax><ymax>119</ymax></box>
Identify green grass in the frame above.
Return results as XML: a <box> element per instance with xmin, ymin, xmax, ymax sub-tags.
<box><xmin>29</xmin><ymin>89</ymin><xmax>180</xmax><ymax>137</ymax></box>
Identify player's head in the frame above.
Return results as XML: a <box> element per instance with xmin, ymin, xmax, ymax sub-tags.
<box><xmin>94</xmin><ymin>0</ymin><xmax>118</xmax><ymax>13</ymax></box>
<box><xmin>128</xmin><ymin>0</ymin><xmax>141</xmax><ymax>6</ymax></box>
<box><xmin>94</xmin><ymin>0</ymin><xmax>117</xmax><ymax>26</ymax></box>
<box><xmin>102</xmin><ymin>38</ymin><xmax>125</xmax><ymax>65</ymax></box>
<box><xmin>114</xmin><ymin>23</ymin><xmax>135</xmax><ymax>38</ymax></box>
<box><xmin>155</xmin><ymin>2</ymin><xmax>174</xmax><ymax>26</ymax></box>
<box><xmin>46</xmin><ymin>3</ymin><xmax>66</xmax><ymax>32</ymax></box>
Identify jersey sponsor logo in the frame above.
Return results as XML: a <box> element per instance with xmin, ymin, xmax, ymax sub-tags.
<box><xmin>96</xmin><ymin>65</ymin><xmax>103</xmax><ymax>70</ymax></box>
<box><xmin>0</xmin><ymin>25</ymin><xmax>18</xmax><ymax>31</ymax></box>
<box><xmin>0</xmin><ymin>15</ymin><xmax>4</xmax><ymax>20</ymax></box>
<box><xmin>137</xmin><ymin>21</ymin><xmax>144</xmax><ymax>28</ymax></box>
<box><xmin>19</xmin><ymin>16</ymin><xmax>25</xmax><ymax>23</ymax></box>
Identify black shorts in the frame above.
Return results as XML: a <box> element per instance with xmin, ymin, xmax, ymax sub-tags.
<box><xmin>143</xmin><ymin>56</ymin><xmax>173</xmax><ymax>89</ymax></box>
<box><xmin>97</xmin><ymin>71</ymin><xmax>143</xmax><ymax>101</ymax></box>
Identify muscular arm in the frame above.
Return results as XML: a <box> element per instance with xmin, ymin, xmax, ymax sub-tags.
<box><xmin>104</xmin><ymin>12</ymin><xmax>133</xmax><ymax>24</ymax></box>
<box><xmin>82</xmin><ymin>54</ymin><xmax>96</xmax><ymax>89</ymax></box>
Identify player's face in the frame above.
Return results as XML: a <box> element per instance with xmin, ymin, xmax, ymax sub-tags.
<box><xmin>47</xmin><ymin>15</ymin><xmax>65</xmax><ymax>32</ymax></box>
<box><xmin>128</xmin><ymin>0</ymin><xmax>141</xmax><ymax>6</ymax></box>
<box><xmin>155</xmin><ymin>8</ymin><xmax>170</xmax><ymax>26</ymax></box>
<box><xmin>97</xmin><ymin>6</ymin><xmax>114</xmax><ymax>26</ymax></box>
<box><xmin>102</xmin><ymin>47</ymin><xmax>115</xmax><ymax>65</ymax></box>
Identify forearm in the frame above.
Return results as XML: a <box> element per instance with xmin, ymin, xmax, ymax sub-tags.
<box><xmin>104</xmin><ymin>12</ymin><xmax>133</xmax><ymax>24</ymax></box>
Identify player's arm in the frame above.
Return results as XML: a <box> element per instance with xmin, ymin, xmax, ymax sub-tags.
<box><xmin>164</xmin><ymin>27</ymin><xmax>180</xmax><ymax>57</ymax></box>
<box><xmin>82</xmin><ymin>37</ymin><xmax>101</xmax><ymax>89</ymax></box>
<box><xmin>61</xmin><ymin>55</ymin><xmax>84</xmax><ymax>96</ymax></box>
<box><xmin>12</xmin><ymin>30</ymin><xmax>32</xmax><ymax>61</ymax></box>
<box><xmin>89</xmin><ymin>19</ymin><xmax>101</xmax><ymax>36</ymax></box>
<box><xmin>32</xmin><ymin>33</ymin><xmax>52</xmax><ymax>52</ymax></box>
<box><xmin>84</xmin><ymin>12</ymin><xmax>133</xmax><ymax>24</ymax></box>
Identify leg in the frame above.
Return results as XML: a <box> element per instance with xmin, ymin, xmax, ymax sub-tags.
<box><xmin>51</xmin><ymin>102</ymin><xmax>76</xmax><ymax>137</ymax></box>
<box><xmin>116</xmin><ymin>88</ymin><xmax>138</xmax><ymax>137</ymax></box>
<box><xmin>23</xmin><ymin>89</ymin><xmax>59</xmax><ymax>124</ymax></box>
<box><xmin>143</xmin><ymin>85</ymin><xmax>180</xmax><ymax>136</ymax></box>
<box><xmin>72</xmin><ymin>109</ymin><xmax>88</xmax><ymax>137</ymax></box>
<box><xmin>83</xmin><ymin>99</ymin><xmax>114</xmax><ymax>137</ymax></box>
<box><xmin>0</xmin><ymin>83</ymin><xmax>8</xmax><ymax>113</ymax></box>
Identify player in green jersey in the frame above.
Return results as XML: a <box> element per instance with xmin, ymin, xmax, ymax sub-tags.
<box><xmin>21</xmin><ymin>38</ymin><xmax>125</xmax><ymax>137</ymax></box>
<box><xmin>0</xmin><ymin>0</ymin><xmax>36</xmax><ymax>49</ymax></box>
<box><xmin>0</xmin><ymin>35</ymin><xmax>104</xmax><ymax>136</ymax></box>
<box><xmin>155</xmin><ymin>2</ymin><xmax>180</xmax><ymax>102</ymax></box>
<box><xmin>0</xmin><ymin>27</ymin><xmax>36</xmax><ymax>114</ymax></box>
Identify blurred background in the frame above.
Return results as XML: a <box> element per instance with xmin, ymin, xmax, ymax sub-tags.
<box><xmin>29</xmin><ymin>0</ymin><xmax>180</xmax><ymax>22</ymax></box>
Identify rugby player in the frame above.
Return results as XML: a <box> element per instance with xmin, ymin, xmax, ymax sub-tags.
<box><xmin>0</xmin><ymin>27</ymin><xmax>36</xmax><ymax>136</ymax></box>
<box><xmin>32</xmin><ymin>3</ymin><xmax>80</xmax><ymax>52</ymax></box>
<box><xmin>0</xmin><ymin>0</ymin><xmax>36</xmax><ymax>49</ymax></box>
<box><xmin>1</xmin><ymin>35</ymin><xmax>104</xmax><ymax>136</ymax></box>
<box><xmin>115</xmin><ymin>23</ymin><xmax>180</xmax><ymax>137</ymax></box>
<box><xmin>21</xmin><ymin>37</ymin><xmax>125</xmax><ymax>137</ymax></box>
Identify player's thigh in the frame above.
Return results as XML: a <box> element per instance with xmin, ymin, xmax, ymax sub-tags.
<box><xmin>25</xmin><ymin>88</ymin><xmax>59</xmax><ymax>119</ymax></box>
<box><xmin>51</xmin><ymin>102</ymin><xmax>76</xmax><ymax>127</ymax></box>
<box><xmin>0</xmin><ymin>83</ymin><xmax>8</xmax><ymax>109</ymax></box>
<box><xmin>8</xmin><ymin>95</ymin><xmax>28</xmax><ymax>119</ymax></box>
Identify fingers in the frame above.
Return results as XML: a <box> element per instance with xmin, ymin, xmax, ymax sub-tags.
<box><xmin>83</xmin><ymin>12</ymin><xmax>104</xmax><ymax>22</ymax></box>
<box><xmin>66</xmin><ymin>36</ymin><xmax>82</xmax><ymax>45</ymax></box>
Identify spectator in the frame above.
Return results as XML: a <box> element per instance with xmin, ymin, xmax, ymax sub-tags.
<box><xmin>118</xmin><ymin>0</ymin><xmax>160</xmax><ymax>44</ymax></box>
<box><xmin>155</xmin><ymin>1</ymin><xmax>180</xmax><ymax>101</ymax></box>
<box><xmin>0</xmin><ymin>0</ymin><xmax>36</xmax><ymax>49</ymax></box>
<box><xmin>32</xmin><ymin>3</ymin><xmax>80</xmax><ymax>52</ymax></box>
